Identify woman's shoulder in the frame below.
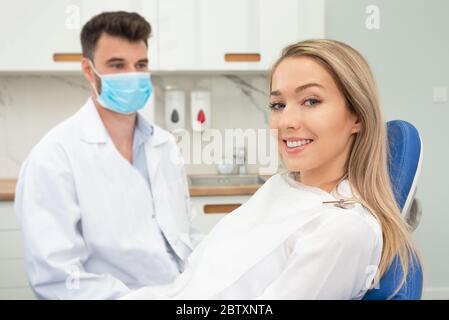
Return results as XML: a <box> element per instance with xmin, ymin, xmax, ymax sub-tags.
<box><xmin>286</xmin><ymin>203</ymin><xmax>383</xmax><ymax>254</ymax></box>
<box><xmin>327</xmin><ymin>206</ymin><xmax>382</xmax><ymax>245</ymax></box>
<box><xmin>256</xmin><ymin>172</ymin><xmax>382</xmax><ymax>245</ymax></box>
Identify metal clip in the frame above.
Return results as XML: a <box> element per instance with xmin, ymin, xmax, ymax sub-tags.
<box><xmin>322</xmin><ymin>199</ymin><xmax>358</xmax><ymax>209</ymax></box>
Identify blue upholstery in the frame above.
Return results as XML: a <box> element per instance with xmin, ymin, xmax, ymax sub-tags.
<box><xmin>387</xmin><ymin>120</ymin><xmax>422</xmax><ymax>214</ymax></box>
<box><xmin>362</xmin><ymin>120</ymin><xmax>423</xmax><ymax>300</ymax></box>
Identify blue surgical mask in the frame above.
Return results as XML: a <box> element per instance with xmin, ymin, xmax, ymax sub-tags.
<box><xmin>90</xmin><ymin>61</ymin><xmax>153</xmax><ymax>114</ymax></box>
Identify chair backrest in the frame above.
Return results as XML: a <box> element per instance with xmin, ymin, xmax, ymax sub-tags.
<box><xmin>362</xmin><ymin>120</ymin><xmax>423</xmax><ymax>300</ymax></box>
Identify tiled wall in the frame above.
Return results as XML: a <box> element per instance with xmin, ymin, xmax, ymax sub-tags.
<box><xmin>0</xmin><ymin>73</ymin><xmax>272</xmax><ymax>178</ymax></box>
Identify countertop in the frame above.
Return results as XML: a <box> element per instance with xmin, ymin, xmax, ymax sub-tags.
<box><xmin>0</xmin><ymin>178</ymin><xmax>262</xmax><ymax>201</ymax></box>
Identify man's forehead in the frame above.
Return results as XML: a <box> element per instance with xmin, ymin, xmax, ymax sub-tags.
<box><xmin>94</xmin><ymin>38</ymin><xmax>148</xmax><ymax>63</ymax></box>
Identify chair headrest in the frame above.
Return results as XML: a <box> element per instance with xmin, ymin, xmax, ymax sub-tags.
<box><xmin>387</xmin><ymin>120</ymin><xmax>423</xmax><ymax>215</ymax></box>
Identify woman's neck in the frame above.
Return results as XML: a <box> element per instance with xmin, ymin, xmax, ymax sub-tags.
<box><xmin>296</xmin><ymin>168</ymin><xmax>346</xmax><ymax>193</ymax></box>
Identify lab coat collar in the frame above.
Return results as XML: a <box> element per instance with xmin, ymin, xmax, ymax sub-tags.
<box><xmin>79</xmin><ymin>98</ymin><xmax>108</xmax><ymax>144</ymax></box>
<box><xmin>148</xmin><ymin>125</ymin><xmax>170</xmax><ymax>147</ymax></box>
<box><xmin>78</xmin><ymin>97</ymin><xmax>168</xmax><ymax>147</ymax></box>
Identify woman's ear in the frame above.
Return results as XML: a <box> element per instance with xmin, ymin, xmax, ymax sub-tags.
<box><xmin>351</xmin><ymin>118</ymin><xmax>362</xmax><ymax>134</ymax></box>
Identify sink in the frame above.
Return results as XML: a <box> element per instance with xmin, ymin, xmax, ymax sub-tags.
<box><xmin>188</xmin><ymin>175</ymin><xmax>267</xmax><ymax>187</ymax></box>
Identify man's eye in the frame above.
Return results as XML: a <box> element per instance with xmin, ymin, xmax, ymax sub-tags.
<box><xmin>111</xmin><ymin>64</ymin><xmax>124</xmax><ymax>69</ymax></box>
<box><xmin>269</xmin><ymin>102</ymin><xmax>285</xmax><ymax>111</ymax></box>
<box><xmin>137</xmin><ymin>63</ymin><xmax>148</xmax><ymax>69</ymax></box>
<box><xmin>304</xmin><ymin>98</ymin><xmax>321</xmax><ymax>107</ymax></box>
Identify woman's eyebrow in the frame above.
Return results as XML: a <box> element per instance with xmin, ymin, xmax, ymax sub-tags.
<box><xmin>270</xmin><ymin>82</ymin><xmax>324</xmax><ymax>97</ymax></box>
<box><xmin>294</xmin><ymin>83</ymin><xmax>324</xmax><ymax>93</ymax></box>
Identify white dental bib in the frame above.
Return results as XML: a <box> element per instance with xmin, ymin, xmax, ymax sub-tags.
<box><xmin>124</xmin><ymin>172</ymin><xmax>382</xmax><ymax>300</ymax></box>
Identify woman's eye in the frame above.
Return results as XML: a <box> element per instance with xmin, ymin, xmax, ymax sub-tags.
<box><xmin>304</xmin><ymin>98</ymin><xmax>321</xmax><ymax>107</ymax></box>
<box><xmin>269</xmin><ymin>102</ymin><xmax>285</xmax><ymax>111</ymax></box>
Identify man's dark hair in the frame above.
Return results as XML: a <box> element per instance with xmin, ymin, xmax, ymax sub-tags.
<box><xmin>81</xmin><ymin>11</ymin><xmax>152</xmax><ymax>61</ymax></box>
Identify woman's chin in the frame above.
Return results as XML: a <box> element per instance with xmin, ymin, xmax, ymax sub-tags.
<box><xmin>279</xmin><ymin>151</ymin><xmax>312</xmax><ymax>172</ymax></box>
<box><xmin>282</xmin><ymin>161</ymin><xmax>306</xmax><ymax>173</ymax></box>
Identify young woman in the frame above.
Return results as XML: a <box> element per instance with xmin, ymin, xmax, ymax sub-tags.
<box><xmin>123</xmin><ymin>39</ymin><xmax>419</xmax><ymax>299</ymax></box>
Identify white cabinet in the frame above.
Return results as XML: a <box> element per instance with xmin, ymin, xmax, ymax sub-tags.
<box><xmin>190</xmin><ymin>195</ymin><xmax>251</xmax><ymax>234</ymax></box>
<box><xmin>0</xmin><ymin>202</ymin><xmax>35</xmax><ymax>300</ymax></box>
<box><xmin>158</xmin><ymin>0</ymin><xmax>325</xmax><ymax>71</ymax></box>
<box><xmin>158</xmin><ymin>0</ymin><xmax>250</xmax><ymax>71</ymax></box>
<box><xmin>258</xmin><ymin>0</ymin><xmax>326</xmax><ymax>70</ymax></box>
<box><xmin>0</xmin><ymin>0</ymin><xmax>80</xmax><ymax>71</ymax></box>
<box><xmin>0</xmin><ymin>0</ymin><xmax>323</xmax><ymax>72</ymax></box>
<box><xmin>0</xmin><ymin>0</ymin><xmax>158</xmax><ymax>72</ymax></box>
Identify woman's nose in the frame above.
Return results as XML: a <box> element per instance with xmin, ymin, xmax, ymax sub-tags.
<box><xmin>279</xmin><ymin>104</ymin><xmax>301</xmax><ymax>130</ymax></box>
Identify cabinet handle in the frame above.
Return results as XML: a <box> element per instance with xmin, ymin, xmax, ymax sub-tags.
<box><xmin>203</xmin><ymin>203</ymin><xmax>241</xmax><ymax>214</ymax></box>
<box><xmin>0</xmin><ymin>179</ymin><xmax>16</xmax><ymax>201</ymax></box>
<box><xmin>53</xmin><ymin>53</ymin><xmax>83</xmax><ymax>62</ymax></box>
<box><xmin>224</xmin><ymin>53</ymin><xmax>260</xmax><ymax>62</ymax></box>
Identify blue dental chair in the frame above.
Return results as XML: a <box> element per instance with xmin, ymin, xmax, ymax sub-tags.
<box><xmin>362</xmin><ymin>120</ymin><xmax>423</xmax><ymax>300</ymax></box>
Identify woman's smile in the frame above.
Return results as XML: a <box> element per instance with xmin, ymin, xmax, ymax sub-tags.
<box><xmin>282</xmin><ymin>137</ymin><xmax>314</xmax><ymax>154</ymax></box>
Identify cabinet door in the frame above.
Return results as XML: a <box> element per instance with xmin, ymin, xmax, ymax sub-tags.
<box><xmin>0</xmin><ymin>0</ymin><xmax>158</xmax><ymax>72</ymax></box>
<box><xmin>0</xmin><ymin>0</ymin><xmax>81</xmax><ymax>71</ymax></box>
<box><xmin>258</xmin><ymin>0</ymin><xmax>325</xmax><ymax>70</ymax></box>
<box><xmin>190</xmin><ymin>195</ymin><xmax>250</xmax><ymax>234</ymax></box>
<box><xmin>158</xmin><ymin>0</ymin><xmax>196</xmax><ymax>71</ymax></box>
<box><xmin>195</xmin><ymin>0</ymin><xmax>253</xmax><ymax>70</ymax></box>
<box><xmin>158</xmin><ymin>0</ymin><xmax>253</xmax><ymax>71</ymax></box>
<box><xmin>158</xmin><ymin>0</ymin><xmax>325</xmax><ymax>71</ymax></box>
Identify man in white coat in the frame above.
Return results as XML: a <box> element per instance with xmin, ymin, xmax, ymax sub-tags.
<box><xmin>14</xmin><ymin>11</ymin><xmax>201</xmax><ymax>299</ymax></box>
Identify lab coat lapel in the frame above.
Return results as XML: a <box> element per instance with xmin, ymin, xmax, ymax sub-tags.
<box><xmin>77</xmin><ymin>98</ymin><xmax>136</xmax><ymax>176</ymax></box>
<box><xmin>144</xmin><ymin>128</ymin><xmax>182</xmax><ymax>248</ymax></box>
<box><xmin>75</xmin><ymin>98</ymin><xmax>159</xmax><ymax>243</ymax></box>
<box><xmin>78</xmin><ymin>98</ymin><xmax>141</xmax><ymax>173</ymax></box>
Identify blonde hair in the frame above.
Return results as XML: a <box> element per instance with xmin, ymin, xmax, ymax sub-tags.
<box><xmin>271</xmin><ymin>39</ymin><xmax>421</xmax><ymax>296</ymax></box>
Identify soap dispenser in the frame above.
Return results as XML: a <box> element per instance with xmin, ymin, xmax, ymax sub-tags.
<box><xmin>190</xmin><ymin>89</ymin><xmax>211</xmax><ymax>132</ymax></box>
<box><xmin>164</xmin><ymin>87</ymin><xmax>186</xmax><ymax>132</ymax></box>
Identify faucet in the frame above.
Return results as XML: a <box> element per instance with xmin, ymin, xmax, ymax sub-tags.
<box><xmin>234</xmin><ymin>146</ymin><xmax>246</xmax><ymax>175</ymax></box>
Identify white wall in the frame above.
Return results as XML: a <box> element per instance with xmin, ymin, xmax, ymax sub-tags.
<box><xmin>326</xmin><ymin>0</ymin><xmax>449</xmax><ymax>299</ymax></box>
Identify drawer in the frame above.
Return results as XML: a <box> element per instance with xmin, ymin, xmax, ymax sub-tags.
<box><xmin>0</xmin><ymin>230</ymin><xmax>25</xmax><ymax>259</ymax></box>
<box><xmin>190</xmin><ymin>195</ymin><xmax>251</xmax><ymax>234</ymax></box>
<box><xmin>0</xmin><ymin>286</ymin><xmax>35</xmax><ymax>300</ymax></box>
<box><xmin>191</xmin><ymin>212</ymin><xmax>227</xmax><ymax>234</ymax></box>
<box><xmin>0</xmin><ymin>259</ymin><xmax>29</xmax><ymax>287</ymax></box>
<box><xmin>0</xmin><ymin>202</ymin><xmax>20</xmax><ymax>230</ymax></box>
<box><xmin>190</xmin><ymin>195</ymin><xmax>250</xmax><ymax>214</ymax></box>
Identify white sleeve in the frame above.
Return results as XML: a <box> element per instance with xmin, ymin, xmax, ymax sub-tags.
<box><xmin>15</xmin><ymin>144</ymin><xmax>130</xmax><ymax>299</ymax></box>
<box><xmin>257</xmin><ymin>212</ymin><xmax>381</xmax><ymax>300</ymax></box>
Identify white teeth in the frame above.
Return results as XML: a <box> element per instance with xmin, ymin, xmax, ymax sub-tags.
<box><xmin>286</xmin><ymin>139</ymin><xmax>312</xmax><ymax>148</ymax></box>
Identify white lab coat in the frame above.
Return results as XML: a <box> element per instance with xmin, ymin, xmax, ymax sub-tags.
<box><xmin>124</xmin><ymin>172</ymin><xmax>383</xmax><ymax>300</ymax></box>
<box><xmin>15</xmin><ymin>98</ymin><xmax>202</xmax><ymax>299</ymax></box>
